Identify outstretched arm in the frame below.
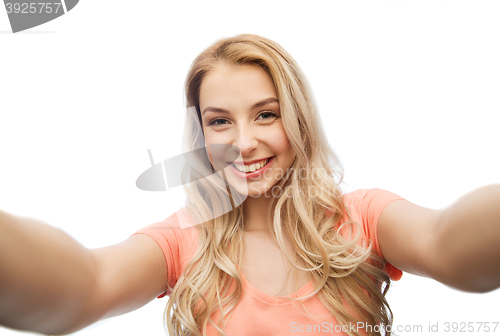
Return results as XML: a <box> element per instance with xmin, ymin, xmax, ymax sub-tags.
<box><xmin>0</xmin><ymin>210</ymin><xmax>168</xmax><ymax>335</ymax></box>
<box><xmin>378</xmin><ymin>184</ymin><xmax>500</xmax><ymax>292</ymax></box>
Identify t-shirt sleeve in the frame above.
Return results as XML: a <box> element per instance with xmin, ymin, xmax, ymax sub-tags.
<box><xmin>346</xmin><ymin>188</ymin><xmax>406</xmax><ymax>281</ymax></box>
<box><xmin>130</xmin><ymin>208</ymin><xmax>198</xmax><ymax>298</ymax></box>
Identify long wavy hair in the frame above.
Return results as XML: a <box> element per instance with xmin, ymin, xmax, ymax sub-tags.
<box><xmin>164</xmin><ymin>34</ymin><xmax>393</xmax><ymax>336</ymax></box>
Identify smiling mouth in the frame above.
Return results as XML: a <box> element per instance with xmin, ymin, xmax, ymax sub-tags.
<box><xmin>231</xmin><ymin>156</ymin><xmax>274</xmax><ymax>173</ymax></box>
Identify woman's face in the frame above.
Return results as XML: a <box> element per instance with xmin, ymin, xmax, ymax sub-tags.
<box><xmin>199</xmin><ymin>64</ymin><xmax>296</xmax><ymax>198</ymax></box>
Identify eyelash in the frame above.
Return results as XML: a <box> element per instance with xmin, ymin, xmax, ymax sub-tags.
<box><xmin>208</xmin><ymin>111</ymin><xmax>279</xmax><ymax>126</ymax></box>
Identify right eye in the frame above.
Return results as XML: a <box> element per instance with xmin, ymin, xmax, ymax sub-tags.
<box><xmin>208</xmin><ymin>119</ymin><xmax>230</xmax><ymax>126</ymax></box>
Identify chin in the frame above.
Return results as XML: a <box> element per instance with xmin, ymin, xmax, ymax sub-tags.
<box><xmin>247</xmin><ymin>180</ymin><xmax>277</xmax><ymax>198</ymax></box>
<box><xmin>224</xmin><ymin>180</ymin><xmax>269</xmax><ymax>198</ymax></box>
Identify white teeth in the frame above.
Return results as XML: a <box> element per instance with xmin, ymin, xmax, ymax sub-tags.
<box><xmin>234</xmin><ymin>158</ymin><xmax>270</xmax><ymax>173</ymax></box>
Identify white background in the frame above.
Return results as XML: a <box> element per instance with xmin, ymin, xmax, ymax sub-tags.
<box><xmin>1</xmin><ymin>1</ymin><xmax>499</xmax><ymax>335</ymax></box>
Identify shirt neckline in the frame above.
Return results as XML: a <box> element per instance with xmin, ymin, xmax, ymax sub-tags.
<box><xmin>240</xmin><ymin>271</ymin><xmax>314</xmax><ymax>304</ymax></box>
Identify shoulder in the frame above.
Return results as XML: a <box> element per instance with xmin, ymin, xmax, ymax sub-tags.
<box><xmin>133</xmin><ymin>207</ymin><xmax>199</xmax><ymax>256</ymax></box>
<box><xmin>343</xmin><ymin>188</ymin><xmax>405</xmax><ymax>206</ymax></box>
<box><xmin>335</xmin><ymin>188</ymin><xmax>407</xmax><ymax>244</ymax></box>
<box><xmin>338</xmin><ymin>188</ymin><xmax>407</xmax><ymax>280</ymax></box>
<box><xmin>132</xmin><ymin>208</ymin><xmax>200</xmax><ymax>297</ymax></box>
<box><xmin>342</xmin><ymin>188</ymin><xmax>406</xmax><ymax>222</ymax></box>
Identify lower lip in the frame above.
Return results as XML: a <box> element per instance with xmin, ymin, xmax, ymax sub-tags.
<box><xmin>228</xmin><ymin>156</ymin><xmax>276</xmax><ymax>180</ymax></box>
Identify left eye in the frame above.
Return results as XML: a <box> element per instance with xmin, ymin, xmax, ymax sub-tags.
<box><xmin>258</xmin><ymin>112</ymin><xmax>278</xmax><ymax>120</ymax></box>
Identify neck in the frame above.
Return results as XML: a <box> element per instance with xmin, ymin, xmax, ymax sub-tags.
<box><xmin>242</xmin><ymin>193</ymin><xmax>277</xmax><ymax>233</ymax></box>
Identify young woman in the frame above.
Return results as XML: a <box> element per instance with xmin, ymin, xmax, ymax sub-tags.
<box><xmin>0</xmin><ymin>34</ymin><xmax>499</xmax><ymax>336</ymax></box>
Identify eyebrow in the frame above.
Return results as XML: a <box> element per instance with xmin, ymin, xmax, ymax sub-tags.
<box><xmin>201</xmin><ymin>97</ymin><xmax>279</xmax><ymax>116</ymax></box>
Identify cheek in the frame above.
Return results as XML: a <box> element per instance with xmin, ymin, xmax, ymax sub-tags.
<box><xmin>204</xmin><ymin>131</ymin><xmax>219</xmax><ymax>157</ymax></box>
<box><xmin>203</xmin><ymin>135</ymin><xmax>214</xmax><ymax>165</ymax></box>
<box><xmin>271</xmin><ymin>129</ymin><xmax>292</xmax><ymax>156</ymax></box>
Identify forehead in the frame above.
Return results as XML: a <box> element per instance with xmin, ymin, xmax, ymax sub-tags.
<box><xmin>199</xmin><ymin>64</ymin><xmax>278</xmax><ymax>110</ymax></box>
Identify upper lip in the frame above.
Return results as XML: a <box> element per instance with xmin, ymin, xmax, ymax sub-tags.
<box><xmin>230</xmin><ymin>156</ymin><xmax>274</xmax><ymax>165</ymax></box>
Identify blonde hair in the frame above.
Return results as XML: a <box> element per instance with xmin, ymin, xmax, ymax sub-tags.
<box><xmin>164</xmin><ymin>34</ymin><xmax>393</xmax><ymax>336</ymax></box>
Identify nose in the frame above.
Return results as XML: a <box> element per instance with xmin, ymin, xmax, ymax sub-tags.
<box><xmin>234</xmin><ymin>125</ymin><xmax>258</xmax><ymax>157</ymax></box>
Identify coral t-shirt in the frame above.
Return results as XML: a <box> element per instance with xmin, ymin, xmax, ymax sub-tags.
<box><xmin>131</xmin><ymin>188</ymin><xmax>405</xmax><ymax>335</ymax></box>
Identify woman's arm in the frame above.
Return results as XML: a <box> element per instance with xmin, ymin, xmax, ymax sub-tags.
<box><xmin>0</xmin><ymin>210</ymin><xmax>168</xmax><ymax>335</ymax></box>
<box><xmin>378</xmin><ymin>184</ymin><xmax>500</xmax><ymax>293</ymax></box>
<box><xmin>0</xmin><ymin>210</ymin><xmax>99</xmax><ymax>334</ymax></box>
